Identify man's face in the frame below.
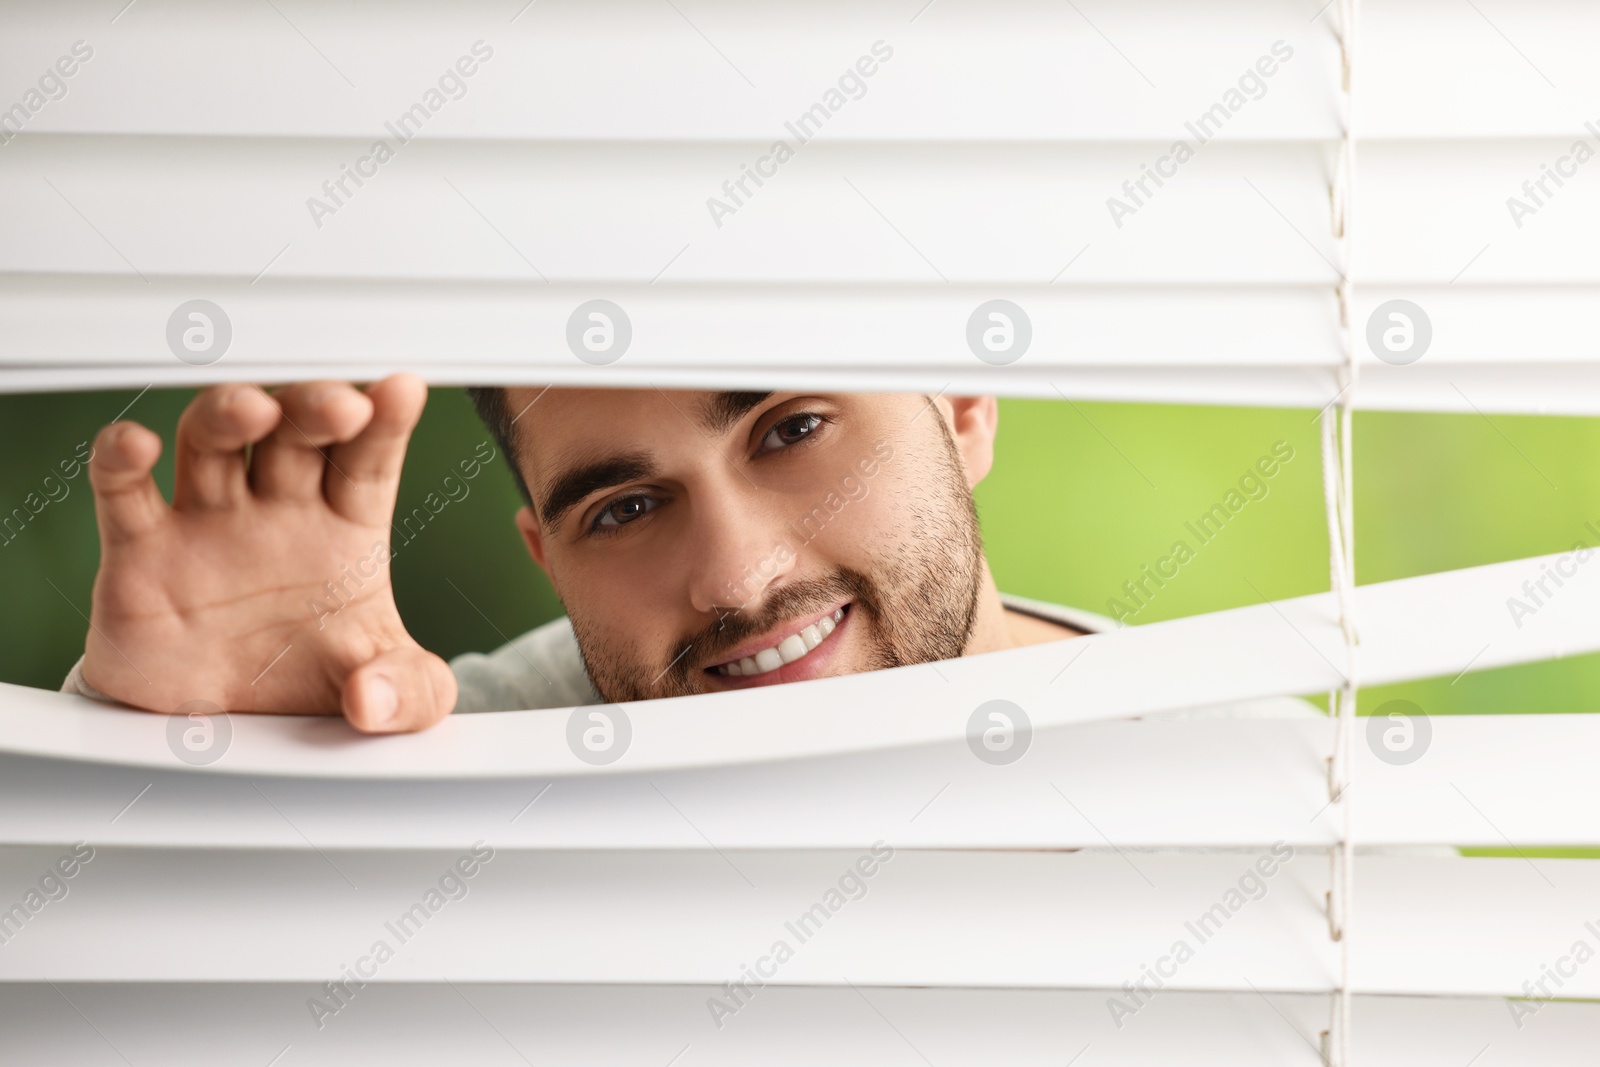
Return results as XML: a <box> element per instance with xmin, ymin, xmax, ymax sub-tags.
<box><xmin>508</xmin><ymin>389</ymin><xmax>990</xmax><ymax>704</ymax></box>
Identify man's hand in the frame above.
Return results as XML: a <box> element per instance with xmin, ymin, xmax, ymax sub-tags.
<box><xmin>82</xmin><ymin>375</ymin><xmax>455</xmax><ymax>733</ymax></box>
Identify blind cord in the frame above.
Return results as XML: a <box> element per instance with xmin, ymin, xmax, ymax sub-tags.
<box><xmin>1321</xmin><ymin>1</ymin><xmax>1360</xmax><ymax>1064</ymax></box>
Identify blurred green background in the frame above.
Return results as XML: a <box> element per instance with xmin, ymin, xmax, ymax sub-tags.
<box><xmin>3</xmin><ymin>387</ymin><xmax>1599</xmax><ymax>722</ymax></box>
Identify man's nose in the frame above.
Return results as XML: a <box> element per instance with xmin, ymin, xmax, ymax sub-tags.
<box><xmin>685</xmin><ymin>489</ymin><xmax>797</xmax><ymax>616</ymax></box>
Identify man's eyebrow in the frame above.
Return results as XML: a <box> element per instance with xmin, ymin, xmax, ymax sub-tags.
<box><xmin>697</xmin><ymin>391</ymin><xmax>773</xmax><ymax>436</ymax></box>
<box><xmin>539</xmin><ymin>453</ymin><xmax>658</xmax><ymax>529</ymax></box>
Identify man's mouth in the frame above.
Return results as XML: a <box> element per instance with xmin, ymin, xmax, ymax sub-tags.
<box><xmin>705</xmin><ymin>604</ymin><xmax>850</xmax><ymax>681</ymax></box>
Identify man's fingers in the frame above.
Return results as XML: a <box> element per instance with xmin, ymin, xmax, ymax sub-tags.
<box><xmin>325</xmin><ymin>374</ymin><xmax>428</xmax><ymax>525</ymax></box>
<box><xmin>250</xmin><ymin>382</ymin><xmax>374</xmax><ymax>502</ymax></box>
<box><xmin>88</xmin><ymin>421</ymin><xmax>169</xmax><ymax>543</ymax></box>
<box><xmin>173</xmin><ymin>384</ymin><xmax>280</xmax><ymax>509</ymax></box>
<box><xmin>342</xmin><ymin>645</ymin><xmax>457</xmax><ymax>733</ymax></box>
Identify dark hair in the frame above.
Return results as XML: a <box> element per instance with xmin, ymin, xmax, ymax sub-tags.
<box><xmin>466</xmin><ymin>386</ymin><xmax>533</xmax><ymax>507</ymax></box>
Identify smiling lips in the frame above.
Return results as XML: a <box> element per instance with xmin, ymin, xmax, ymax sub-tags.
<box><xmin>711</xmin><ymin>606</ymin><xmax>847</xmax><ymax>677</ymax></box>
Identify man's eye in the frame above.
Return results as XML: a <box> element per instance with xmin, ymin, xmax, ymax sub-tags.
<box><xmin>759</xmin><ymin>412</ymin><xmax>825</xmax><ymax>454</ymax></box>
<box><xmin>592</xmin><ymin>494</ymin><xmax>658</xmax><ymax>534</ymax></box>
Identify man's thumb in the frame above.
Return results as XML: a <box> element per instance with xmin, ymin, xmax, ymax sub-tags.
<box><xmin>342</xmin><ymin>646</ymin><xmax>457</xmax><ymax>733</ymax></box>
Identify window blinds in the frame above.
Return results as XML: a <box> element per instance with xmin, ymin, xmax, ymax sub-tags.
<box><xmin>2</xmin><ymin>1</ymin><xmax>1598</xmax><ymax>1063</ymax></box>
<box><xmin>2</xmin><ymin>0</ymin><xmax>1598</xmax><ymax>408</ymax></box>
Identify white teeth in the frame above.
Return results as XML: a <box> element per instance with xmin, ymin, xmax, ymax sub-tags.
<box><xmin>718</xmin><ymin>606</ymin><xmax>848</xmax><ymax>677</ymax></box>
<box><xmin>777</xmin><ymin>634</ymin><xmax>808</xmax><ymax>665</ymax></box>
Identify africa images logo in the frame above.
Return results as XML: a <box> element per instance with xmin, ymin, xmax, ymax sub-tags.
<box><xmin>705</xmin><ymin>41</ymin><xmax>895</xmax><ymax>228</ymax></box>
<box><xmin>304</xmin><ymin>42</ymin><xmax>495</xmax><ymax>229</ymax></box>
<box><xmin>1105</xmin><ymin>41</ymin><xmax>1294</xmax><ymax>229</ymax></box>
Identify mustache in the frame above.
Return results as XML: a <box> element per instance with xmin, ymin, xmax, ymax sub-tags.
<box><xmin>676</xmin><ymin>570</ymin><xmax>880</xmax><ymax>677</ymax></box>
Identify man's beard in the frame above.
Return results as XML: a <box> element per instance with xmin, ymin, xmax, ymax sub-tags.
<box><xmin>568</xmin><ymin>418</ymin><xmax>987</xmax><ymax>704</ymax></box>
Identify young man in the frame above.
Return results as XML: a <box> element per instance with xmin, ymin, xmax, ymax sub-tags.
<box><xmin>62</xmin><ymin>376</ymin><xmax>1100</xmax><ymax>733</ymax></box>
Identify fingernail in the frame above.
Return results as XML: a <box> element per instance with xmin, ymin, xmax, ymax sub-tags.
<box><xmin>367</xmin><ymin>674</ymin><xmax>398</xmax><ymax>724</ymax></box>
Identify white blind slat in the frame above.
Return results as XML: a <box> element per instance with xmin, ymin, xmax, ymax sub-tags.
<box><xmin>4</xmin><ymin>712</ymin><xmax>1600</xmax><ymax>850</ymax></box>
<box><xmin>3</xmin><ymin>0</ymin><xmax>1337</xmax><ymax>141</ymax></box>
<box><xmin>0</xmin><ymin>848</ymin><xmax>1594</xmax><ymax>999</ymax></box>
<box><xmin>4</xmin><ymin>985</ymin><xmax>1590</xmax><ymax>1067</ymax></box>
